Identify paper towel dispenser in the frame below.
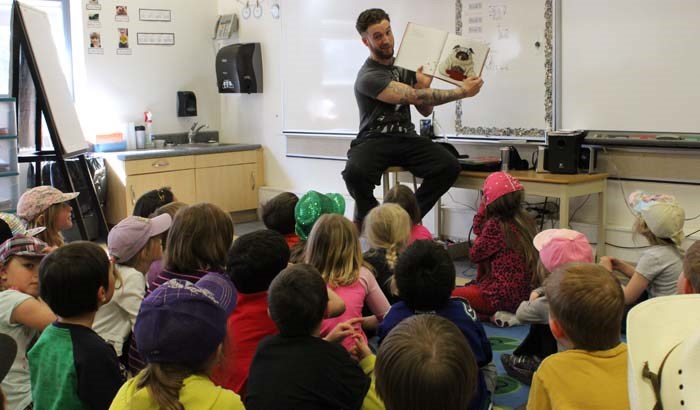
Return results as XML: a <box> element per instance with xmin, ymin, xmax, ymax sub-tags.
<box><xmin>216</xmin><ymin>43</ymin><xmax>263</xmax><ymax>94</ymax></box>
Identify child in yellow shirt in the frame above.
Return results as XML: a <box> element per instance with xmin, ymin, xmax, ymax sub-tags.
<box><xmin>527</xmin><ymin>263</ymin><xmax>630</xmax><ymax>410</ymax></box>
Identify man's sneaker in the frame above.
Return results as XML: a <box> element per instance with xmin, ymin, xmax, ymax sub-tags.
<box><xmin>500</xmin><ymin>353</ymin><xmax>541</xmax><ymax>385</ymax></box>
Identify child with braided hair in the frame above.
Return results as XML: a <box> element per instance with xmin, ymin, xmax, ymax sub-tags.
<box><xmin>363</xmin><ymin>203</ymin><xmax>412</xmax><ymax>304</ymax></box>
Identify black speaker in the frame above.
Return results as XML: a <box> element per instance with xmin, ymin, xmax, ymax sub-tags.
<box><xmin>216</xmin><ymin>43</ymin><xmax>263</xmax><ymax>94</ymax></box>
<box><xmin>545</xmin><ymin>131</ymin><xmax>587</xmax><ymax>174</ymax></box>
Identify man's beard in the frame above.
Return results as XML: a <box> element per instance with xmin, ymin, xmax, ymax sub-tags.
<box><xmin>371</xmin><ymin>44</ymin><xmax>394</xmax><ymax>60</ymax></box>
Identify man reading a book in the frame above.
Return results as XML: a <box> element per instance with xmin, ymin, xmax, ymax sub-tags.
<box><xmin>342</xmin><ymin>8</ymin><xmax>484</xmax><ymax>227</ymax></box>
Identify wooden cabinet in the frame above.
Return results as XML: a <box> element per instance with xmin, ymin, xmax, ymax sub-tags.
<box><xmin>105</xmin><ymin>148</ymin><xmax>263</xmax><ymax>224</ymax></box>
<box><xmin>128</xmin><ymin>170</ymin><xmax>196</xmax><ymax>209</ymax></box>
<box><xmin>194</xmin><ymin>150</ymin><xmax>262</xmax><ymax>212</ymax></box>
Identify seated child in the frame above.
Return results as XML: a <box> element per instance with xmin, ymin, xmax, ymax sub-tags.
<box><xmin>678</xmin><ymin>241</ymin><xmax>700</xmax><ymax>294</ymax></box>
<box><xmin>212</xmin><ymin>230</ymin><xmax>347</xmax><ymax>396</ymax></box>
<box><xmin>502</xmin><ymin>228</ymin><xmax>594</xmax><ymax>385</ymax></box>
<box><xmin>600</xmin><ymin>191</ymin><xmax>685</xmax><ymax>304</ymax></box>
<box><xmin>28</xmin><ymin>241</ymin><xmax>125</xmax><ymax>410</ymax></box>
<box><xmin>148</xmin><ymin>202</ymin><xmax>233</xmax><ymax>291</ymax></box>
<box><xmin>246</xmin><ymin>264</ymin><xmax>374</xmax><ymax>410</ymax></box>
<box><xmin>383</xmin><ymin>184</ymin><xmax>432</xmax><ymax>243</ymax></box>
<box><xmin>134</xmin><ymin>203</ymin><xmax>234</xmax><ymax>373</ymax></box>
<box><xmin>0</xmin><ymin>213</ymin><xmax>45</xmax><ymax>245</ymax></box>
<box><xmin>363</xmin><ymin>203</ymin><xmax>411</xmax><ymax>304</ymax></box>
<box><xmin>378</xmin><ymin>239</ymin><xmax>492</xmax><ymax>410</ymax></box>
<box><xmin>306</xmin><ymin>214</ymin><xmax>390</xmax><ymax>351</ymax></box>
<box><xmin>626</xmin><ymin>294</ymin><xmax>700</xmax><ymax>409</ymax></box>
<box><xmin>17</xmin><ymin>185</ymin><xmax>80</xmax><ymax>247</ymax></box>
<box><xmin>527</xmin><ymin>263</ymin><xmax>629</xmax><ymax>409</ymax></box>
<box><xmin>132</xmin><ymin>186</ymin><xmax>175</xmax><ymax>218</ymax></box>
<box><xmin>93</xmin><ymin>214</ymin><xmax>171</xmax><ymax>359</ymax></box>
<box><xmin>452</xmin><ymin>172</ymin><xmax>538</xmax><ymax>319</ymax></box>
<box><xmin>0</xmin><ymin>236</ymin><xmax>55</xmax><ymax>409</ymax></box>
<box><xmin>110</xmin><ymin>274</ymin><xmax>244</xmax><ymax>409</ymax></box>
<box><xmin>261</xmin><ymin>192</ymin><xmax>300</xmax><ymax>248</ymax></box>
<box><xmin>211</xmin><ymin>229</ymin><xmax>291</xmax><ymax>396</ymax></box>
<box><xmin>376</xmin><ymin>315</ymin><xmax>479</xmax><ymax>410</ymax></box>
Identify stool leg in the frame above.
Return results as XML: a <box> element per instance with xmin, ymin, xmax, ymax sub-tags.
<box><xmin>382</xmin><ymin>172</ymin><xmax>389</xmax><ymax>197</ymax></box>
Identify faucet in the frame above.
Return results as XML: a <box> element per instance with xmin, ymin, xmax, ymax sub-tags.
<box><xmin>188</xmin><ymin>122</ymin><xmax>209</xmax><ymax>143</ymax></box>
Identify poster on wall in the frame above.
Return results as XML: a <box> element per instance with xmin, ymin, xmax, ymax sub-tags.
<box><xmin>88</xmin><ymin>31</ymin><xmax>103</xmax><ymax>54</ymax></box>
<box><xmin>115</xmin><ymin>5</ymin><xmax>129</xmax><ymax>22</ymax></box>
<box><xmin>116</xmin><ymin>28</ymin><xmax>132</xmax><ymax>55</ymax></box>
<box><xmin>87</xmin><ymin>11</ymin><xmax>100</xmax><ymax>28</ymax></box>
<box><xmin>86</xmin><ymin>0</ymin><xmax>101</xmax><ymax>11</ymax></box>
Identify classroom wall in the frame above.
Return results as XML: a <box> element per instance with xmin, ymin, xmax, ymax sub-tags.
<box><xmin>218</xmin><ymin>2</ymin><xmax>699</xmax><ymax>261</ymax></box>
<box><xmin>73</xmin><ymin>0</ymin><xmax>221</xmax><ymax>140</ymax></box>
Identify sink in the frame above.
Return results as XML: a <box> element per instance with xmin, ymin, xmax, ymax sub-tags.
<box><xmin>174</xmin><ymin>142</ymin><xmax>234</xmax><ymax>149</ymax></box>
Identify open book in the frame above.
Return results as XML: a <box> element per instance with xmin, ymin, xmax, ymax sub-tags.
<box><xmin>394</xmin><ymin>22</ymin><xmax>490</xmax><ymax>86</ymax></box>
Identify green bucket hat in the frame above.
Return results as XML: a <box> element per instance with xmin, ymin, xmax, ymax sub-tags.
<box><xmin>294</xmin><ymin>191</ymin><xmax>345</xmax><ymax>240</ymax></box>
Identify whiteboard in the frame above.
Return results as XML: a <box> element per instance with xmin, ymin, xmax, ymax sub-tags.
<box><xmin>455</xmin><ymin>0</ymin><xmax>550</xmax><ymax>139</ymax></box>
<box><xmin>18</xmin><ymin>1</ymin><xmax>88</xmax><ymax>156</ymax></box>
<box><xmin>281</xmin><ymin>0</ymin><xmax>456</xmax><ymax>135</ymax></box>
<box><xmin>281</xmin><ymin>0</ymin><xmax>552</xmax><ymax>140</ymax></box>
<box><xmin>560</xmin><ymin>0</ymin><xmax>700</xmax><ymax>133</ymax></box>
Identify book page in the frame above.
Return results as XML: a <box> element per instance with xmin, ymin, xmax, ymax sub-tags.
<box><xmin>435</xmin><ymin>34</ymin><xmax>490</xmax><ymax>85</ymax></box>
<box><xmin>394</xmin><ymin>22</ymin><xmax>448</xmax><ymax>76</ymax></box>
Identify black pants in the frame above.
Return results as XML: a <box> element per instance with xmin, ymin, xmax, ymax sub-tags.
<box><xmin>342</xmin><ymin>135</ymin><xmax>461</xmax><ymax>224</ymax></box>
<box><xmin>513</xmin><ymin>324</ymin><xmax>558</xmax><ymax>359</ymax></box>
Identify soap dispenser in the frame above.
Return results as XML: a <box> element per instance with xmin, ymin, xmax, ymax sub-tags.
<box><xmin>177</xmin><ymin>91</ymin><xmax>197</xmax><ymax>117</ymax></box>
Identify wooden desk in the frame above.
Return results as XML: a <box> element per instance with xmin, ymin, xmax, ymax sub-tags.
<box><xmin>448</xmin><ymin>170</ymin><xmax>609</xmax><ymax>258</ymax></box>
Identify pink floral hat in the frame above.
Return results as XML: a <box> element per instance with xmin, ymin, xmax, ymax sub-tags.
<box><xmin>17</xmin><ymin>186</ymin><xmax>79</xmax><ymax>223</ymax></box>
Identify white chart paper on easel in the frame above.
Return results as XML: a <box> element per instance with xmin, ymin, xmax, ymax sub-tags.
<box><xmin>18</xmin><ymin>1</ymin><xmax>88</xmax><ymax>157</ymax></box>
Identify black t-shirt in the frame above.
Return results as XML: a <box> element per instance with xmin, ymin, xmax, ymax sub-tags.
<box><xmin>354</xmin><ymin>58</ymin><xmax>418</xmax><ymax>140</ymax></box>
<box><xmin>246</xmin><ymin>335</ymin><xmax>370</xmax><ymax>410</ymax></box>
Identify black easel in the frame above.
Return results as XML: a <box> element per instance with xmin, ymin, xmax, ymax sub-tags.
<box><xmin>10</xmin><ymin>1</ymin><xmax>108</xmax><ymax>240</ymax></box>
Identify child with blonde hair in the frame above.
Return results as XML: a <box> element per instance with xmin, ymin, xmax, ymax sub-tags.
<box><xmin>453</xmin><ymin>172</ymin><xmax>538</xmax><ymax>319</ymax></box>
<box><xmin>0</xmin><ymin>236</ymin><xmax>54</xmax><ymax>409</ymax></box>
<box><xmin>363</xmin><ymin>203</ymin><xmax>411</xmax><ymax>303</ymax></box>
<box><xmin>383</xmin><ymin>184</ymin><xmax>432</xmax><ymax>243</ymax></box>
<box><xmin>17</xmin><ymin>185</ymin><xmax>79</xmax><ymax>247</ymax></box>
<box><xmin>92</xmin><ymin>214</ymin><xmax>171</xmax><ymax>359</ymax></box>
<box><xmin>305</xmin><ymin>214</ymin><xmax>390</xmax><ymax>351</ymax></box>
<box><xmin>600</xmin><ymin>191</ymin><xmax>685</xmax><ymax>304</ymax></box>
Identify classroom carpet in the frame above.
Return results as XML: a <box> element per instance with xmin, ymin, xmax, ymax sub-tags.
<box><xmin>235</xmin><ymin>222</ymin><xmax>533</xmax><ymax>408</ymax></box>
<box><xmin>483</xmin><ymin>322</ymin><xmax>530</xmax><ymax>410</ymax></box>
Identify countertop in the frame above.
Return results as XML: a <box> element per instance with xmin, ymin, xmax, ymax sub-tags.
<box><xmin>95</xmin><ymin>143</ymin><xmax>262</xmax><ymax>161</ymax></box>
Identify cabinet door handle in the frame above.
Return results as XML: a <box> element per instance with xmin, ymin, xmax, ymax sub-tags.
<box><xmin>250</xmin><ymin>172</ymin><xmax>256</xmax><ymax>191</ymax></box>
<box><xmin>152</xmin><ymin>159</ymin><xmax>170</xmax><ymax>168</ymax></box>
<box><xmin>130</xmin><ymin>185</ymin><xmax>136</xmax><ymax>205</ymax></box>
